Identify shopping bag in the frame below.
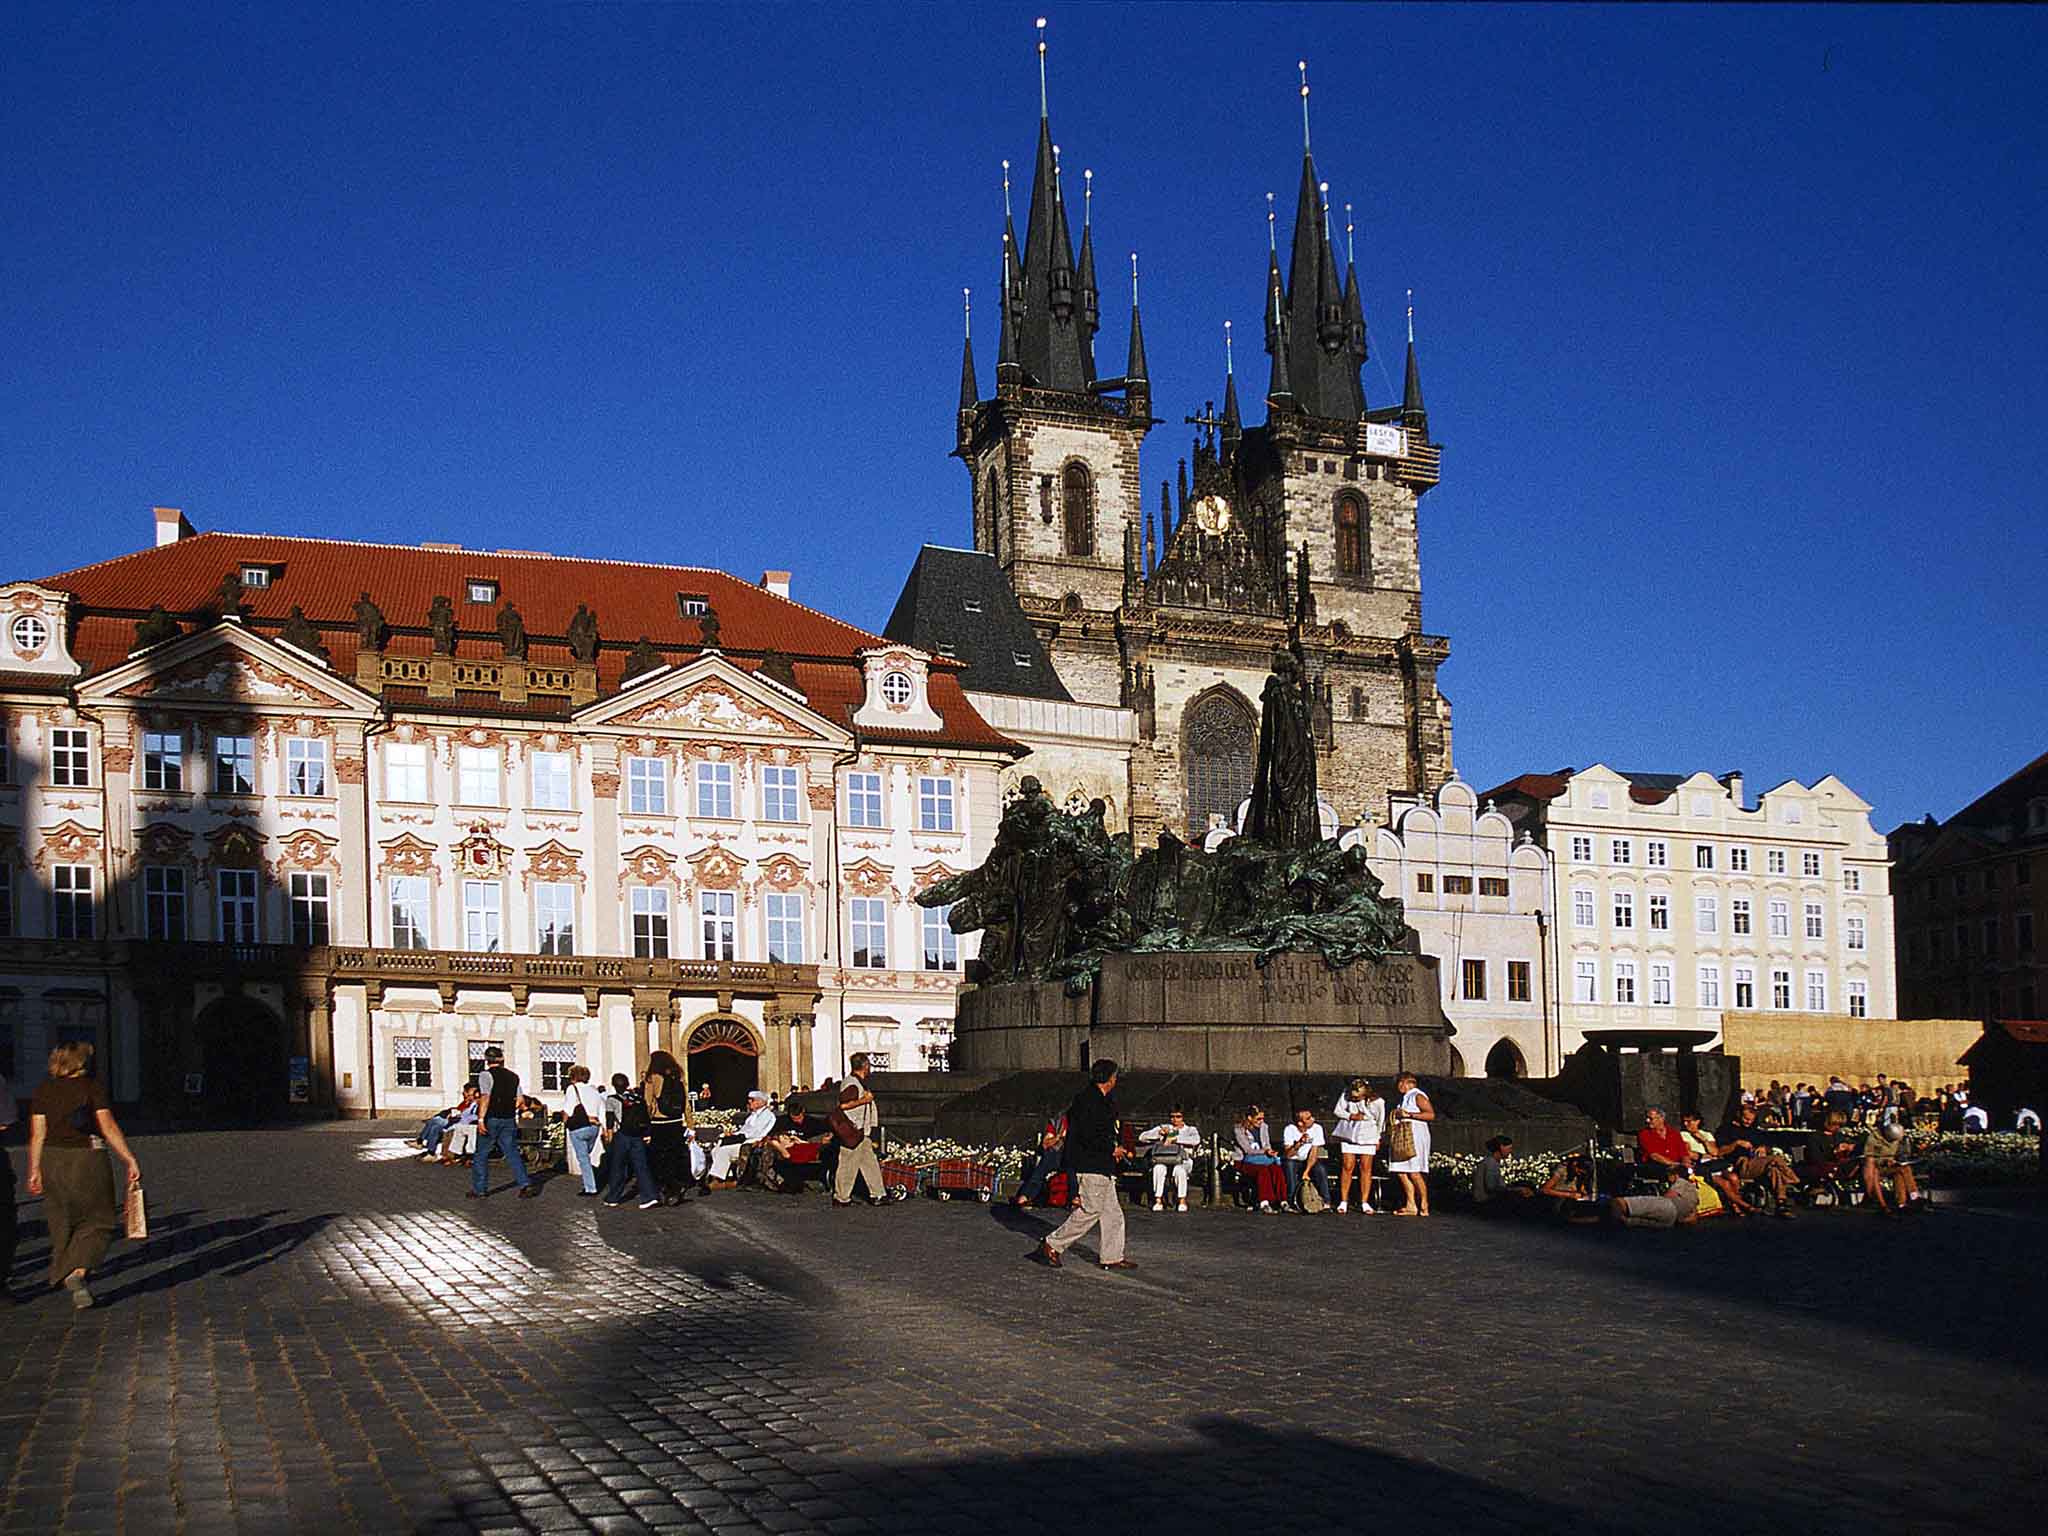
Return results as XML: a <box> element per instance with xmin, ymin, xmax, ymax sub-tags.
<box><xmin>123</xmin><ymin>1181</ymin><xmax>149</xmax><ymax>1241</ymax></box>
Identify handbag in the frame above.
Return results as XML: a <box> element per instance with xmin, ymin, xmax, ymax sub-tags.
<box><xmin>566</xmin><ymin>1088</ymin><xmax>592</xmax><ymax>1133</ymax></box>
<box><xmin>123</xmin><ymin>1180</ymin><xmax>149</xmax><ymax>1241</ymax></box>
<box><xmin>829</xmin><ymin>1107</ymin><xmax>865</xmax><ymax>1148</ymax></box>
<box><xmin>1386</xmin><ymin>1116</ymin><xmax>1418</xmax><ymax>1163</ymax></box>
<box><xmin>1299</xmin><ymin>1165</ymin><xmax>1328</xmax><ymax>1214</ymax></box>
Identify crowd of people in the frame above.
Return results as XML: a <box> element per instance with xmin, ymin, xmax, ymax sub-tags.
<box><xmin>1744</xmin><ymin>1075</ymin><xmax>2037</xmax><ymax>1134</ymax></box>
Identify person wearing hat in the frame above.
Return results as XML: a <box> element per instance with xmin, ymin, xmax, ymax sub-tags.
<box><xmin>469</xmin><ymin>1045</ymin><xmax>536</xmax><ymax>1200</ymax></box>
<box><xmin>709</xmin><ymin>1089</ymin><xmax>778</xmax><ymax>1186</ymax></box>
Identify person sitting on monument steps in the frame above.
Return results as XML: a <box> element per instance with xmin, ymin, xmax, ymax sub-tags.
<box><xmin>1140</xmin><ymin>1108</ymin><xmax>1200</xmax><ymax>1212</ymax></box>
<box><xmin>1332</xmin><ymin>1077</ymin><xmax>1385</xmax><ymax>1214</ymax></box>
<box><xmin>1472</xmin><ymin>1137</ymin><xmax>1540</xmax><ymax>1213</ymax></box>
<box><xmin>1635</xmin><ymin>1107</ymin><xmax>1688</xmax><ymax>1173</ymax></box>
<box><xmin>1233</xmin><ymin>1106</ymin><xmax>1286</xmax><ymax>1212</ymax></box>
<box><xmin>1013</xmin><ymin>1114</ymin><xmax>1069</xmax><ymax>1208</ymax></box>
<box><xmin>1035</xmin><ymin>1058</ymin><xmax>1135</xmax><ymax>1271</ymax></box>
<box><xmin>1717</xmin><ymin>1101</ymin><xmax>1797</xmax><ymax>1218</ymax></box>
<box><xmin>1387</xmin><ymin>1073</ymin><xmax>1435</xmax><ymax>1216</ymax></box>
<box><xmin>1283</xmin><ymin>1108</ymin><xmax>1332</xmax><ymax>1213</ymax></box>
<box><xmin>1801</xmin><ymin>1111</ymin><xmax>1861</xmax><ymax>1194</ymax></box>
<box><xmin>709</xmin><ymin>1089</ymin><xmax>776</xmax><ymax>1187</ymax></box>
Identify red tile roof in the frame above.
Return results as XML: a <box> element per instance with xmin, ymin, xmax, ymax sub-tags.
<box><xmin>1481</xmin><ymin>770</ymin><xmax>1672</xmax><ymax>807</ymax></box>
<box><xmin>25</xmin><ymin>531</ymin><xmax>1021</xmax><ymax>753</ymax></box>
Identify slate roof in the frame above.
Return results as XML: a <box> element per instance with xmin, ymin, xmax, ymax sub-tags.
<box><xmin>881</xmin><ymin>546</ymin><xmax>1070</xmax><ymax>703</ymax></box>
<box><xmin>12</xmin><ymin>530</ymin><xmax>1019</xmax><ymax>751</ymax></box>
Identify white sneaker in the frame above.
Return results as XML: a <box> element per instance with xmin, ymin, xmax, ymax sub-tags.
<box><xmin>1258</xmin><ymin>1201</ymin><xmax>1273</xmax><ymax>1212</ymax></box>
<box><xmin>1360</xmin><ymin>1204</ymin><xmax>1377</xmax><ymax>1215</ymax></box>
<box><xmin>1337</xmin><ymin>1201</ymin><xmax>1349</xmax><ymax>1213</ymax></box>
<box><xmin>1176</xmin><ymin>1201</ymin><xmax>1189</xmax><ymax>1213</ymax></box>
<box><xmin>638</xmin><ymin>1198</ymin><xmax>660</xmax><ymax>1209</ymax></box>
<box><xmin>1151</xmin><ymin>1200</ymin><xmax>1164</xmax><ymax>1212</ymax></box>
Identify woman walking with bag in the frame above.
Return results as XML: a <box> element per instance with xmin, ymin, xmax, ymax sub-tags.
<box><xmin>562</xmin><ymin>1066</ymin><xmax>608</xmax><ymax>1198</ymax></box>
<box><xmin>1386</xmin><ymin>1071</ymin><xmax>1435</xmax><ymax>1217</ymax></box>
<box><xmin>25</xmin><ymin>1042</ymin><xmax>141</xmax><ymax>1309</ymax></box>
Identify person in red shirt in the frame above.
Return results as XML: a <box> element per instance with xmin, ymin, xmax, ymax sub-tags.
<box><xmin>1635</xmin><ymin>1107</ymin><xmax>1689</xmax><ymax>1170</ymax></box>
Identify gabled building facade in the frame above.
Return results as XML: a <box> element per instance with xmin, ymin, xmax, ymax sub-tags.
<box><xmin>936</xmin><ymin>55</ymin><xmax>1452</xmax><ymax>843</ymax></box>
<box><xmin>0</xmin><ymin>518</ymin><xmax>1020</xmax><ymax>1114</ymax></box>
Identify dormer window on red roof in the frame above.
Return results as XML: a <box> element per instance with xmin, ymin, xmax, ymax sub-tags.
<box><xmin>465</xmin><ymin>579</ymin><xmax>499</xmax><ymax>604</ymax></box>
<box><xmin>678</xmin><ymin>593</ymin><xmax>709</xmax><ymax>617</ymax></box>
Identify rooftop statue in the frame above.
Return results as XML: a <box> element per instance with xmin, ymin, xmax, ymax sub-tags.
<box><xmin>919</xmin><ymin>655</ymin><xmax>1408</xmax><ymax>992</ymax></box>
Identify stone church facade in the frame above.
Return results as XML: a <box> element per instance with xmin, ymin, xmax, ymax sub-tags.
<box><xmin>941</xmin><ymin>89</ymin><xmax>1454</xmax><ymax>844</ymax></box>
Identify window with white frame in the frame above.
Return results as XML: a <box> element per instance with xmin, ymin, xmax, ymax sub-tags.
<box><xmin>1612</xmin><ymin>890</ymin><xmax>1634</xmax><ymax>929</ymax></box>
<box><xmin>918</xmin><ymin>776</ymin><xmax>956</xmax><ymax>833</ymax></box>
<box><xmin>1804</xmin><ymin>902</ymin><xmax>1825</xmax><ymax>940</ymax></box>
<box><xmin>850</xmin><ymin>897</ymin><xmax>889</xmax><ymax>968</ymax></box>
<box><xmin>1698</xmin><ymin>965</ymin><xmax>1722</xmax><ymax>1009</ymax></box>
<box><xmin>1771</xmin><ymin>969</ymin><xmax>1792</xmax><ymax>1010</ymax></box>
<box><xmin>530</xmin><ymin>750</ymin><xmax>573</xmax><ymax>811</ymax></box>
<box><xmin>1650</xmin><ymin>962</ymin><xmax>1673</xmax><ymax>1006</ymax></box>
<box><xmin>394</xmin><ymin>1037</ymin><xmax>433</xmax><ymax>1089</ymax></box>
<box><xmin>1728</xmin><ymin>846</ymin><xmax>1750</xmax><ymax>873</ymax></box>
<box><xmin>1733</xmin><ymin>966</ymin><xmax>1756</xmax><ymax>1009</ymax></box>
<box><xmin>213</xmin><ymin>734</ymin><xmax>254</xmax><ymax>795</ymax></box>
<box><xmin>466</xmin><ymin>578</ymin><xmax>498</xmax><ymax>604</ymax></box>
<box><xmin>1802</xmin><ymin>851</ymin><xmax>1823</xmax><ymax>879</ymax></box>
<box><xmin>385</xmin><ymin>741</ymin><xmax>428</xmax><ymax>801</ymax></box>
<box><xmin>1645</xmin><ymin>840</ymin><xmax>1668</xmax><ymax>869</ymax></box>
<box><xmin>539</xmin><ymin>1041</ymin><xmax>577</xmax><ymax>1094</ymax></box>
<box><xmin>1693</xmin><ymin>844</ymin><xmax>1715</xmax><ymax>871</ymax></box>
<box><xmin>1695</xmin><ymin>895</ymin><xmax>1718</xmax><ymax>935</ymax></box>
<box><xmin>1768</xmin><ymin>899</ymin><xmax>1791</xmax><ymax>939</ymax></box>
<box><xmin>51</xmin><ymin>728</ymin><xmax>91</xmax><ymax>787</ymax></box>
<box><xmin>1847</xmin><ymin>979</ymin><xmax>1868</xmax><ymax>1019</ymax></box>
<box><xmin>760</xmin><ymin>764</ymin><xmax>800</xmax><ymax>823</ymax></box>
<box><xmin>1766</xmin><ymin>849</ymin><xmax>1787</xmax><ymax>875</ymax></box>
<box><xmin>765</xmin><ymin>892</ymin><xmax>804</xmax><ymax>963</ymax></box>
<box><xmin>1804</xmin><ymin>970</ymin><xmax>1828</xmax><ymax>1012</ymax></box>
<box><xmin>922</xmin><ymin>903</ymin><xmax>959</xmax><ymax>971</ymax></box>
<box><xmin>695</xmin><ymin>762</ymin><xmax>734</xmax><ymax>819</ymax></box>
<box><xmin>389</xmin><ymin>875</ymin><xmax>431</xmax><ymax>949</ymax></box>
<box><xmin>846</xmin><ymin>771</ymin><xmax>884</xmax><ymax>828</ymax></box>
<box><xmin>630</xmin><ymin>887</ymin><xmax>670</xmax><ymax>957</ymax></box>
<box><xmin>1843</xmin><ymin>914</ymin><xmax>1865</xmax><ymax>953</ymax></box>
<box><xmin>701</xmin><ymin>890</ymin><xmax>737</xmax><ymax>960</ymax></box>
<box><xmin>461</xmin><ymin>879</ymin><xmax>502</xmax><ymax>952</ymax></box>
<box><xmin>626</xmin><ymin>756</ymin><xmax>667</xmax><ymax>815</ymax></box>
<box><xmin>457</xmin><ymin>746</ymin><xmax>499</xmax><ymax>805</ymax></box>
<box><xmin>1573</xmin><ymin>959</ymin><xmax>1598</xmax><ymax>1004</ymax></box>
<box><xmin>218</xmin><ymin>868</ymin><xmax>258</xmax><ymax>943</ymax></box>
<box><xmin>1570</xmin><ymin>835</ymin><xmax>1593</xmax><ymax>863</ymax></box>
<box><xmin>288</xmin><ymin>872</ymin><xmax>330</xmax><ymax>946</ymax></box>
<box><xmin>285</xmin><ymin>737</ymin><xmax>328</xmax><ymax>796</ymax></box>
<box><xmin>142</xmin><ymin>730</ymin><xmax>184</xmax><ymax>791</ymax></box>
<box><xmin>1610</xmin><ymin>838</ymin><xmax>1633</xmax><ymax>866</ymax></box>
<box><xmin>143</xmin><ymin>866</ymin><xmax>186</xmax><ymax>940</ymax></box>
<box><xmin>1572</xmin><ymin>887</ymin><xmax>1595</xmax><ymax>928</ymax></box>
<box><xmin>1732</xmin><ymin>897</ymin><xmax>1752</xmax><ymax>936</ymax></box>
<box><xmin>1507</xmin><ymin>961</ymin><xmax>1532</xmax><ymax>1002</ymax></box>
<box><xmin>535</xmin><ymin>882</ymin><xmax>575</xmax><ymax>955</ymax></box>
<box><xmin>466</xmin><ymin>1039</ymin><xmax>504</xmax><ymax>1082</ymax></box>
<box><xmin>1648</xmin><ymin>893</ymin><xmax>1670</xmax><ymax>931</ymax></box>
<box><xmin>1613</xmin><ymin>961</ymin><xmax>1637</xmax><ymax>1004</ymax></box>
<box><xmin>1843</xmin><ymin>868</ymin><xmax>1862</xmax><ymax>892</ymax></box>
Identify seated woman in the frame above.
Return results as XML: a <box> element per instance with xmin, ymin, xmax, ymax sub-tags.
<box><xmin>710</xmin><ymin>1090</ymin><xmax>778</xmax><ymax>1186</ymax></box>
<box><xmin>1139</xmin><ymin>1108</ymin><xmax>1200</xmax><ymax>1213</ymax></box>
<box><xmin>1012</xmin><ymin>1115</ymin><xmax>1068</xmax><ymax>1207</ymax></box>
<box><xmin>1538</xmin><ymin>1152</ymin><xmax>1602</xmax><ymax>1222</ymax></box>
<box><xmin>1233</xmin><ymin>1105</ymin><xmax>1287</xmax><ymax>1213</ymax></box>
<box><xmin>1801</xmin><ymin>1111</ymin><xmax>1862</xmax><ymax>1193</ymax></box>
<box><xmin>418</xmin><ymin>1086</ymin><xmax>479</xmax><ymax>1161</ymax></box>
<box><xmin>1678</xmin><ymin>1111</ymin><xmax>1758</xmax><ymax>1217</ymax></box>
<box><xmin>756</xmin><ymin>1106</ymin><xmax>833</xmax><ymax>1194</ymax></box>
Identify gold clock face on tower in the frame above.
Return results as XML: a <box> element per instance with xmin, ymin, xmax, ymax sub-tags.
<box><xmin>1192</xmin><ymin>494</ymin><xmax>1233</xmax><ymax>535</ymax></box>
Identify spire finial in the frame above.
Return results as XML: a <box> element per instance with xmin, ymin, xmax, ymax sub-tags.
<box><xmin>1266</xmin><ymin>191</ymin><xmax>1276</xmax><ymax>252</ymax></box>
<box><xmin>1084</xmin><ymin>167</ymin><xmax>1093</xmax><ymax>227</ymax></box>
<box><xmin>1052</xmin><ymin>142</ymin><xmax>1061</xmax><ymax>195</ymax></box>
<box><xmin>1345</xmin><ymin>203</ymin><xmax>1355</xmax><ymax>266</ymax></box>
<box><xmin>1407</xmin><ymin>287</ymin><xmax>1414</xmax><ymax>345</ymax></box>
<box><xmin>1130</xmin><ymin>251</ymin><xmax>1139</xmax><ymax>307</ymax></box>
<box><xmin>1320</xmin><ymin>180</ymin><xmax>1331</xmax><ymax>243</ymax></box>
<box><xmin>1001</xmin><ymin>159</ymin><xmax>1011</xmax><ymax>219</ymax></box>
<box><xmin>1037</xmin><ymin>17</ymin><xmax>1049</xmax><ymax>119</ymax></box>
<box><xmin>1224</xmin><ymin>319</ymin><xmax>1234</xmax><ymax>376</ymax></box>
<box><xmin>964</xmin><ymin>287</ymin><xmax>972</xmax><ymax>341</ymax></box>
<box><xmin>1299</xmin><ymin>59</ymin><xmax>1311</xmax><ymax>151</ymax></box>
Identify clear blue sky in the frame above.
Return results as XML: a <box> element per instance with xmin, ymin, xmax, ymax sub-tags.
<box><xmin>5</xmin><ymin>4</ymin><xmax>2044</xmax><ymax>831</ymax></box>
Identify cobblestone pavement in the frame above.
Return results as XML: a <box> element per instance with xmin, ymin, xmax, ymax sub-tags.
<box><xmin>2</xmin><ymin>1124</ymin><xmax>2041</xmax><ymax>1536</ymax></box>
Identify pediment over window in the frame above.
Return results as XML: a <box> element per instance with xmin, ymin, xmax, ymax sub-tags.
<box><xmin>84</xmin><ymin>623</ymin><xmax>376</xmax><ymax>714</ymax></box>
<box><xmin>577</xmin><ymin>652</ymin><xmax>847</xmax><ymax>744</ymax></box>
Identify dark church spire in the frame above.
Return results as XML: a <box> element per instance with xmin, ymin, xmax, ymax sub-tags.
<box><xmin>959</xmin><ymin>288</ymin><xmax>978</xmax><ymax>413</ymax></box>
<box><xmin>1402</xmin><ymin>290</ymin><xmax>1428</xmax><ymax>434</ymax></box>
<box><xmin>1222</xmin><ymin>321</ymin><xmax>1242</xmax><ymax>456</ymax></box>
<box><xmin>1264</xmin><ymin>194</ymin><xmax>1292</xmax><ymax>403</ymax></box>
<box><xmin>1126</xmin><ymin>252</ymin><xmax>1148</xmax><ymax>384</ymax></box>
<box><xmin>1077</xmin><ymin>168</ymin><xmax>1100</xmax><ymax>375</ymax></box>
<box><xmin>1011</xmin><ymin>24</ymin><xmax>1093</xmax><ymax>392</ymax></box>
<box><xmin>1264</xmin><ymin>63</ymin><xmax>1365</xmax><ymax>422</ymax></box>
<box><xmin>1342</xmin><ymin>203</ymin><xmax>1367</xmax><ymax>365</ymax></box>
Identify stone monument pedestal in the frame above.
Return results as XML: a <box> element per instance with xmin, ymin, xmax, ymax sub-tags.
<box><xmin>951</xmin><ymin>948</ymin><xmax>1455</xmax><ymax>1078</ymax></box>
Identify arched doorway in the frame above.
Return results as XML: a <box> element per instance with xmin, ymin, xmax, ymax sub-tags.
<box><xmin>1485</xmin><ymin>1038</ymin><xmax>1528</xmax><ymax>1079</ymax></box>
<box><xmin>192</xmin><ymin>994</ymin><xmax>289</xmax><ymax>1121</ymax></box>
<box><xmin>685</xmin><ymin>1017</ymin><xmax>759</xmax><ymax>1108</ymax></box>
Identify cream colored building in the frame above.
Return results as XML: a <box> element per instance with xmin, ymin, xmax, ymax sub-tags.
<box><xmin>1350</xmin><ymin>777</ymin><xmax>1558</xmax><ymax>1078</ymax></box>
<box><xmin>1488</xmin><ymin>765</ymin><xmax>1897</xmax><ymax>1048</ymax></box>
<box><xmin>0</xmin><ymin>517</ymin><xmax>1017</xmax><ymax>1115</ymax></box>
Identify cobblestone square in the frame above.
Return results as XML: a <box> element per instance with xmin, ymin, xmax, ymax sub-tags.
<box><xmin>3</xmin><ymin>1125</ymin><xmax>2040</xmax><ymax>1535</ymax></box>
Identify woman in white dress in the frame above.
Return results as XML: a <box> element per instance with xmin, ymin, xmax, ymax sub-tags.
<box><xmin>1387</xmin><ymin>1071</ymin><xmax>1435</xmax><ymax>1217</ymax></box>
<box><xmin>1331</xmin><ymin>1077</ymin><xmax>1385</xmax><ymax>1214</ymax></box>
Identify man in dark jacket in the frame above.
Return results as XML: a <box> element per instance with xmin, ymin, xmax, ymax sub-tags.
<box><xmin>1035</xmin><ymin>1059</ymin><xmax>1135</xmax><ymax>1271</ymax></box>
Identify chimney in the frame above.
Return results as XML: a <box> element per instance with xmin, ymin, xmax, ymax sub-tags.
<box><xmin>1719</xmin><ymin>770</ymin><xmax>1745</xmax><ymax>809</ymax></box>
<box><xmin>154</xmin><ymin>506</ymin><xmax>194</xmax><ymax>546</ymax></box>
<box><xmin>760</xmin><ymin>570</ymin><xmax>792</xmax><ymax>600</ymax></box>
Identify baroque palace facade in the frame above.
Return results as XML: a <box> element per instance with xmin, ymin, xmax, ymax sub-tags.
<box><xmin>891</xmin><ymin>76</ymin><xmax>1453</xmax><ymax>843</ymax></box>
<box><xmin>0</xmin><ymin>513</ymin><xmax>1017</xmax><ymax>1114</ymax></box>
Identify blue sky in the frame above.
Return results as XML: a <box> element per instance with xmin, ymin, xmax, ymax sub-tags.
<box><xmin>4</xmin><ymin>4</ymin><xmax>2044</xmax><ymax>830</ymax></box>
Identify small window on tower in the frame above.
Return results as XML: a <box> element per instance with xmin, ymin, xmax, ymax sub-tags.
<box><xmin>1335</xmin><ymin>495</ymin><xmax>1365</xmax><ymax>579</ymax></box>
<box><xmin>1351</xmin><ymin>687</ymin><xmax>1366</xmax><ymax>720</ymax></box>
<box><xmin>1061</xmin><ymin>462</ymin><xmax>1094</xmax><ymax>558</ymax></box>
<box><xmin>1012</xmin><ymin>651</ymin><xmax>1032</xmax><ymax>668</ymax></box>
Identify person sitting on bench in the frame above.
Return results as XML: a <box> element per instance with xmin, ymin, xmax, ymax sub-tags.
<box><xmin>1139</xmin><ymin>1108</ymin><xmax>1201</xmax><ymax>1212</ymax></box>
<box><xmin>1012</xmin><ymin>1115</ymin><xmax>1068</xmax><ymax>1207</ymax></box>
<box><xmin>709</xmin><ymin>1088</ymin><xmax>777</xmax><ymax>1186</ymax></box>
<box><xmin>1471</xmin><ymin>1136</ymin><xmax>1540</xmax><ymax>1213</ymax></box>
<box><xmin>1862</xmin><ymin>1120</ymin><xmax>1925</xmax><ymax>1216</ymax></box>
<box><xmin>1802</xmin><ymin>1111</ymin><xmax>1861</xmax><ymax>1194</ymax></box>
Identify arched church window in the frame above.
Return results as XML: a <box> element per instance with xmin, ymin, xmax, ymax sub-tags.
<box><xmin>1183</xmin><ymin>690</ymin><xmax>1256</xmax><ymax>840</ymax></box>
<box><xmin>1335</xmin><ymin>494</ymin><xmax>1365</xmax><ymax>579</ymax></box>
<box><xmin>1062</xmin><ymin>462</ymin><xmax>1094</xmax><ymax>558</ymax></box>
